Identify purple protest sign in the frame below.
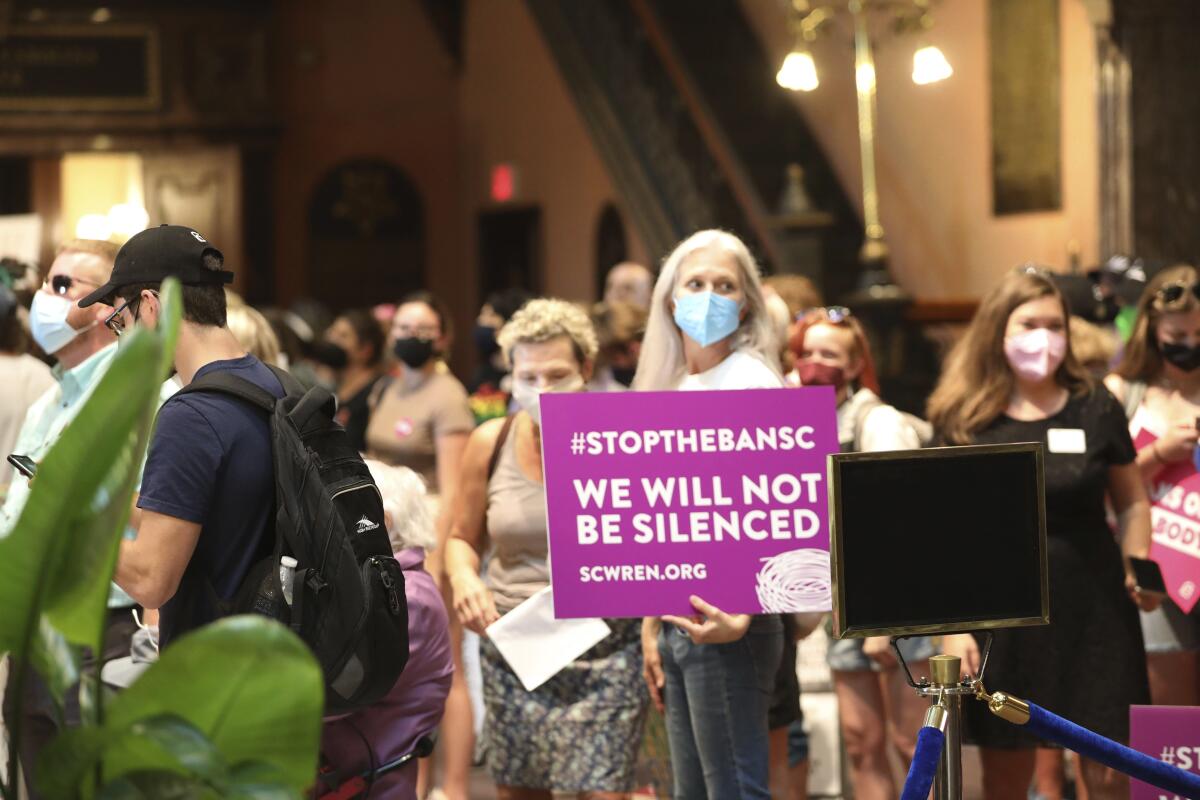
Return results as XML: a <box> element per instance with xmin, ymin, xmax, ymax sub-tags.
<box><xmin>539</xmin><ymin>387</ymin><xmax>838</xmax><ymax>618</ymax></box>
<box><xmin>1133</xmin><ymin>428</ymin><xmax>1200</xmax><ymax>613</ymax></box>
<box><xmin>1129</xmin><ymin>705</ymin><xmax>1200</xmax><ymax>800</ymax></box>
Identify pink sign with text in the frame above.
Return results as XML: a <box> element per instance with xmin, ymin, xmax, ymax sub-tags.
<box><xmin>540</xmin><ymin>387</ymin><xmax>839</xmax><ymax>618</ymax></box>
<box><xmin>1133</xmin><ymin>428</ymin><xmax>1200</xmax><ymax>613</ymax></box>
<box><xmin>1129</xmin><ymin>705</ymin><xmax>1200</xmax><ymax>800</ymax></box>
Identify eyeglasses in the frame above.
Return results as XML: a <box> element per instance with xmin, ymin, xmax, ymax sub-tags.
<box><xmin>48</xmin><ymin>274</ymin><xmax>99</xmax><ymax>296</ymax></box>
<box><xmin>104</xmin><ymin>297</ymin><xmax>139</xmax><ymax>337</ymax></box>
<box><xmin>797</xmin><ymin>305</ymin><xmax>853</xmax><ymax>324</ymax></box>
<box><xmin>104</xmin><ymin>291</ymin><xmax>157</xmax><ymax>337</ymax></box>
<box><xmin>1156</xmin><ymin>281</ymin><xmax>1200</xmax><ymax>305</ymax></box>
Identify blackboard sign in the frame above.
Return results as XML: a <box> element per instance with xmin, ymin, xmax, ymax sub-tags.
<box><xmin>0</xmin><ymin>25</ymin><xmax>160</xmax><ymax>111</ymax></box>
<box><xmin>829</xmin><ymin>443</ymin><xmax>1049</xmax><ymax>638</ymax></box>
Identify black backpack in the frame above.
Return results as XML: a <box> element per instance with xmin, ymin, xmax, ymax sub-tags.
<box><xmin>179</xmin><ymin>366</ymin><xmax>409</xmax><ymax>714</ymax></box>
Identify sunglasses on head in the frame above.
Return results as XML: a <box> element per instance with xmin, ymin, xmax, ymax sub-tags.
<box><xmin>1156</xmin><ymin>281</ymin><xmax>1200</xmax><ymax>305</ymax></box>
<box><xmin>48</xmin><ymin>274</ymin><xmax>99</xmax><ymax>296</ymax></box>
<box><xmin>797</xmin><ymin>305</ymin><xmax>853</xmax><ymax>324</ymax></box>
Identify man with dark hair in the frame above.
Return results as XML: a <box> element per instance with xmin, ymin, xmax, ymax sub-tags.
<box><xmin>80</xmin><ymin>224</ymin><xmax>284</xmax><ymax>645</ymax></box>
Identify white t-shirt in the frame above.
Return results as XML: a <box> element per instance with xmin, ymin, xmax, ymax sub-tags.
<box><xmin>0</xmin><ymin>353</ymin><xmax>54</xmax><ymax>488</ymax></box>
<box><xmin>676</xmin><ymin>350</ymin><xmax>783</xmax><ymax>392</ymax></box>
<box><xmin>837</xmin><ymin>387</ymin><xmax>922</xmax><ymax>452</ymax></box>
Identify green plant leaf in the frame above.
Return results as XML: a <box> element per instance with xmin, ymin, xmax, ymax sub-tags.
<box><xmin>27</xmin><ymin>618</ymin><xmax>79</xmax><ymax>711</ymax></box>
<box><xmin>0</xmin><ymin>278</ymin><xmax>181</xmax><ymax>665</ymax></box>
<box><xmin>101</xmin><ymin>617</ymin><xmax>321</xmax><ymax>793</ymax></box>
<box><xmin>96</xmin><ymin>772</ymin><xmax>214</xmax><ymax>800</ymax></box>
<box><xmin>0</xmin><ymin>328</ymin><xmax>160</xmax><ymax>659</ymax></box>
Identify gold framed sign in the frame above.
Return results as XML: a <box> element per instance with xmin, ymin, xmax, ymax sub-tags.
<box><xmin>829</xmin><ymin>442</ymin><xmax>1049</xmax><ymax>639</ymax></box>
<box><xmin>0</xmin><ymin>25</ymin><xmax>161</xmax><ymax>111</ymax></box>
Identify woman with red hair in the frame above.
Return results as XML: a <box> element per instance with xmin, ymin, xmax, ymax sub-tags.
<box><xmin>790</xmin><ymin>306</ymin><xmax>930</xmax><ymax>800</ymax></box>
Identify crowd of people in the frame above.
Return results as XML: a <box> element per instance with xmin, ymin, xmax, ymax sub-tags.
<box><xmin>0</xmin><ymin>223</ymin><xmax>1196</xmax><ymax>800</ymax></box>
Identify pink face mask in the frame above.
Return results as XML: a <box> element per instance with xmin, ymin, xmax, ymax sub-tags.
<box><xmin>1004</xmin><ymin>328</ymin><xmax>1067</xmax><ymax>381</ymax></box>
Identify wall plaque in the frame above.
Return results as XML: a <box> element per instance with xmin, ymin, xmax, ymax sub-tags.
<box><xmin>0</xmin><ymin>25</ymin><xmax>161</xmax><ymax>111</ymax></box>
<box><xmin>989</xmin><ymin>0</ymin><xmax>1062</xmax><ymax>215</ymax></box>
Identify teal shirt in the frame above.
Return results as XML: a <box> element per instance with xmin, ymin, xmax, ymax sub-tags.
<box><xmin>0</xmin><ymin>343</ymin><xmax>178</xmax><ymax>607</ymax></box>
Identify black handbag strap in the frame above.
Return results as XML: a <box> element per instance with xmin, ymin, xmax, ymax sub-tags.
<box><xmin>487</xmin><ymin>414</ymin><xmax>516</xmax><ymax>481</ymax></box>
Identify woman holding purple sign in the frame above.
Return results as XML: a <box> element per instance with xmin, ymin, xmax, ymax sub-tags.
<box><xmin>1104</xmin><ymin>264</ymin><xmax>1200</xmax><ymax>708</ymax></box>
<box><xmin>635</xmin><ymin>229</ymin><xmax>786</xmax><ymax>800</ymax></box>
<box><xmin>445</xmin><ymin>298</ymin><xmax>649</xmax><ymax>800</ymax></box>
<box><xmin>931</xmin><ymin>266</ymin><xmax>1154</xmax><ymax>800</ymax></box>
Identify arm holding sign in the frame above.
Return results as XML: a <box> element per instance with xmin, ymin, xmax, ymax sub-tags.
<box><xmin>1108</xmin><ymin>460</ymin><xmax>1160</xmax><ymax>612</ymax></box>
<box><xmin>1103</xmin><ymin>374</ymin><xmax>1199</xmax><ymax>481</ymax></box>
<box><xmin>446</xmin><ymin>419</ymin><xmax>504</xmax><ymax>635</ymax></box>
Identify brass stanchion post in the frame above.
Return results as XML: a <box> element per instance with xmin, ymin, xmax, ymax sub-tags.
<box><xmin>929</xmin><ymin>654</ymin><xmax>963</xmax><ymax>800</ymax></box>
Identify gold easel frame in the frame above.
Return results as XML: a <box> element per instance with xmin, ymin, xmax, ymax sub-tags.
<box><xmin>829</xmin><ymin>442</ymin><xmax>1049</xmax><ymax>638</ymax></box>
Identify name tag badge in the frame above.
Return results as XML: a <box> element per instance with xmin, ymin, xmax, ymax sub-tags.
<box><xmin>1047</xmin><ymin>428</ymin><xmax>1087</xmax><ymax>454</ymax></box>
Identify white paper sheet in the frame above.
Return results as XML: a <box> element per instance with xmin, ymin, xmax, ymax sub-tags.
<box><xmin>485</xmin><ymin>586</ymin><xmax>610</xmax><ymax>691</ymax></box>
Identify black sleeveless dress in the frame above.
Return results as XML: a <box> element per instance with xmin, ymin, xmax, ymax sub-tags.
<box><xmin>957</xmin><ymin>387</ymin><xmax>1149</xmax><ymax>746</ymax></box>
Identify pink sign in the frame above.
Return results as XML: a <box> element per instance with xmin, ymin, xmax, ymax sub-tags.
<box><xmin>1129</xmin><ymin>705</ymin><xmax>1200</xmax><ymax>800</ymax></box>
<box><xmin>1133</xmin><ymin>428</ymin><xmax>1200</xmax><ymax>613</ymax></box>
<box><xmin>540</xmin><ymin>387</ymin><xmax>839</xmax><ymax>618</ymax></box>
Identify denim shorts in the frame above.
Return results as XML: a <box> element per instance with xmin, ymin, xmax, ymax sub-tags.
<box><xmin>1140</xmin><ymin>600</ymin><xmax>1200</xmax><ymax>654</ymax></box>
<box><xmin>826</xmin><ymin>635</ymin><xmax>936</xmax><ymax>672</ymax></box>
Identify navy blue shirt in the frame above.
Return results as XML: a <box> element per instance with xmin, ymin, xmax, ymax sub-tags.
<box><xmin>138</xmin><ymin>354</ymin><xmax>284</xmax><ymax>644</ymax></box>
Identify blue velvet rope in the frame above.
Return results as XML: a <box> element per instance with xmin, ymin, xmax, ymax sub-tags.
<box><xmin>900</xmin><ymin>724</ymin><xmax>945</xmax><ymax>800</ymax></box>
<box><xmin>1024</xmin><ymin>702</ymin><xmax>1200</xmax><ymax>797</ymax></box>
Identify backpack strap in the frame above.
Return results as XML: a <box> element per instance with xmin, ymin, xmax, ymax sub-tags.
<box><xmin>177</xmin><ymin>370</ymin><xmax>278</xmax><ymax>413</ymax></box>
<box><xmin>1122</xmin><ymin>379</ymin><xmax>1147</xmax><ymax>421</ymax></box>
<box><xmin>487</xmin><ymin>415</ymin><xmax>516</xmax><ymax>481</ymax></box>
<box><xmin>267</xmin><ymin>363</ymin><xmax>305</xmax><ymax>396</ymax></box>
<box><xmin>367</xmin><ymin>375</ymin><xmax>394</xmax><ymax>411</ymax></box>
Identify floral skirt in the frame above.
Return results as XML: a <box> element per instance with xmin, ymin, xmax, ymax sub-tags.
<box><xmin>480</xmin><ymin>618</ymin><xmax>649</xmax><ymax>792</ymax></box>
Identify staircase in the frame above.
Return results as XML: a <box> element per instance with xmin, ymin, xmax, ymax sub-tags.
<box><xmin>525</xmin><ymin>0</ymin><xmax>862</xmax><ymax>298</ymax></box>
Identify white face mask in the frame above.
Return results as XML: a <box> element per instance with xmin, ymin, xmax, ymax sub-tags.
<box><xmin>30</xmin><ymin>292</ymin><xmax>86</xmax><ymax>355</ymax></box>
<box><xmin>512</xmin><ymin>374</ymin><xmax>585</xmax><ymax>426</ymax></box>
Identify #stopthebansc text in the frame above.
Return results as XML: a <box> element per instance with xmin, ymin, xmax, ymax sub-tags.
<box><xmin>572</xmin><ymin>472</ymin><xmax>823</xmax><ymax>545</ymax></box>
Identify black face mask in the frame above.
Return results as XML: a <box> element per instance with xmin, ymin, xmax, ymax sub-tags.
<box><xmin>393</xmin><ymin>337</ymin><xmax>437</xmax><ymax>369</ymax></box>
<box><xmin>473</xmin><ymin>324</ymin><xmax>499</xmax><ymax>358</ymax></box>
<box><xmin>1160</xmin><ymin>341</ymin><xmax>1200</xmax><ymax>372</ymax></box>
<box><xmin>611</xmin><ymin>366</ymin><xmax>636</xmax><ymax>387</ymax></box>
<box><xmin>311</xmin><ymin>340</ymin><xmax>349</xmax><ymax>370</ymax></box>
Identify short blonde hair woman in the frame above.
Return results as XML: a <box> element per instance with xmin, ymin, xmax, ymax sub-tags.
<box><xmin>446</xmin><ymin>298</ymin><xmax>647</xmax><ymax>799</ymax></box>
<box><xmin>635</xmin><ymin>229</ymin><xmax>785</xmax><ymax>799</ymax></box>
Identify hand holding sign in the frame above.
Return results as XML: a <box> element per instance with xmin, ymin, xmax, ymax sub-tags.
<box><xmin>1155</xmin><ymin>421</ymin><xmax>1198</xmax><ymax>464</ymax></box>
<box><xmin>661</xmin><ymin>595</ymin><xmax>753</xmax><ymax>645</ymax></box>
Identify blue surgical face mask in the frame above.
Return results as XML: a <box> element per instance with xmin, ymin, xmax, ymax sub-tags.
<box><xmin>673</xmin><ymin>291</ymin><xmax>742</xmax><ymax>347</ymax></box>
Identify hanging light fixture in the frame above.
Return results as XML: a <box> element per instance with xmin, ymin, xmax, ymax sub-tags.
<box><xmin>912</xmin><ymin>44</ymin><xmax>953</xmax><ymax>84</ymax></box>
<box><xmin>777</xmin><ymin>48</ymin><xmax>820</xmax><ymax>92</ymax></box>
<box><xmin>75</xmin><ymin>214</ymin><xmax>113</xmax><ymax>241</ymax></box>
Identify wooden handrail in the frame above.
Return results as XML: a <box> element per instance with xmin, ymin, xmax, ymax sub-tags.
<box><xmin>629</xmin><ymin>0</ymin><xmax>788</xmax><ymax>271</ymax></box>
<box><xmin>905</xmin><ymin>300</ymin><xmax>979</xmax><ymax>324</ymax></box>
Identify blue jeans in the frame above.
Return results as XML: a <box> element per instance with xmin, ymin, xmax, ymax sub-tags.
<box><xmin>659</xmin><ymin>619</ymin><xmax>783</xmax><ymax>799</ymax></box>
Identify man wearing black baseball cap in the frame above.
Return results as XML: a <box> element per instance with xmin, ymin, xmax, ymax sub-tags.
<box><xmin>101</xmin><ymin>225</ymin><xmax>283</xmax><ymax>646</ymax></box>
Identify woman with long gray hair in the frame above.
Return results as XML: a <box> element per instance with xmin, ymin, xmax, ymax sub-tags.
<box><xmin>636</xmin><ymin>229</ymin><xmax>785</xmax><ymax>799</ymax></box>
